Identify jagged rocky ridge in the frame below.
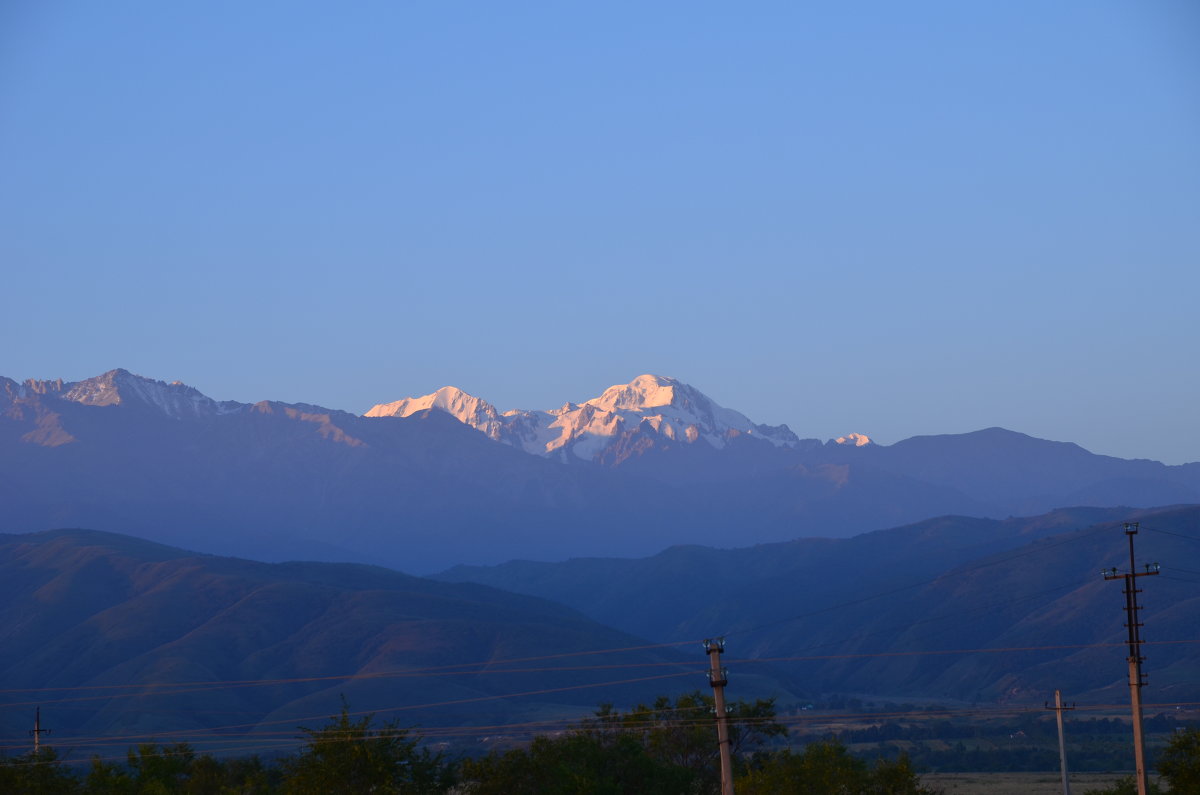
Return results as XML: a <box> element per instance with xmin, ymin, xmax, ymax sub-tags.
<box><xmin>366</xmin><ymin>374</ymin><xmax>810</xmax><ymax>462</ymax></box>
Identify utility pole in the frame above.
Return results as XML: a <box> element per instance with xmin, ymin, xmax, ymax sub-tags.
<box><xmin>1045</xmin><ymin>689</ymin><xmax>1075</xmax><ymax>795</ymax></box>
<box><xmin>30</xmin><ymin>707</ymin><xmax>51</xmax><ymax>754</ymax></box>
<box><xmin>704</xmin><ymin>637</ymin><xmax>734</xmax><ymax>795</ymax></box>
<box><xmin>1103</xmin><ymin>522</ymin><xmax>1159</xmax><ymax>795</ymax></box>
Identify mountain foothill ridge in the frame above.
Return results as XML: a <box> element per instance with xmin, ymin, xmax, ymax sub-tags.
<box><xmin>3</xmin><ymin>505</ymin><xmax>1197</xmax><ymax>747</ymax></box>
<box><xmin>0</xmin><ymin>527</ymin><xmax>752</xmax><ymax>747</ymax></box>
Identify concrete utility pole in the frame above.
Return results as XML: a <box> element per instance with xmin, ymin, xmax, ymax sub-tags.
<box><xmin>30</xmin><ymin>707</ymin><xmax>50</xmax><ymax>753</ymax></box>
<box><xmin>704</xmin><ymin>637</ymin><xmax>734</xmax><ymax>795</ymax></box>
<box><xmin>1045</xmin><ymin>689</ymin><xmax>1075</xmax><ymax>795</ymax></box>
<box><xmin>1103</xmin><ymin>522</ymin><xmax>1160</xmax><ymax>795</ymax></box>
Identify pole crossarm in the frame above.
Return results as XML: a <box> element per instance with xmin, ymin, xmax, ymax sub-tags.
<box><xmin>29</xmin><ymin>707</ymin><xmax>51</xmax><ymax>753</ymax></box>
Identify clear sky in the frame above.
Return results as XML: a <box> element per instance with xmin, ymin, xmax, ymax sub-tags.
<box><xmin>2</xmin><ymin>1</ymin><xmax>1197</xmax><ymax>463</ymax></box>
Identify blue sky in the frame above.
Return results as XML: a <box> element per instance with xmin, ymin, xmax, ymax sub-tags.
<box><xmin>2</xmin><ymin>1</ymin><xmax>1197</xmax><ymax>463</ymax></box>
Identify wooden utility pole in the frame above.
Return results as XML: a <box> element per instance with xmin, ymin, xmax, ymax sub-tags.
<box><xmin>1103</xmin><ymin>522</ymin><xmax>1159</xmax><ymax>795</ymax></box>
<box><xmin>1045</xmin><ymin>689</ymin><xmax>1075</xmax><ymax>795</ymax></box>
<box><xmin>704</xmin><ymin>637</ymin><xmax>734</xmax><ymax>795</ymax></box>
<box><xmin>30</xmin><ymin>707</ymin><xmax>51</xmax><ymax>753</ymax></box>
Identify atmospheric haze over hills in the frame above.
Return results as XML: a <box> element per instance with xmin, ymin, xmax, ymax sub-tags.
<box><xmin>3</xmin><ymin>367</ymin><xmax>1199</xmax><ymax>767</ymax></box>
<box><xmin>2</xmin><ymin>367</ymin><xmax>1198</xmax><ymax>572</ymax></box>
<box><xmin>3</xmin><ymin>506</ymin><xmax>1197</xmax><ymax>748</ymax></box>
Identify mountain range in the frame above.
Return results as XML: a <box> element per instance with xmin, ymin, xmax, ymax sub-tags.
<box><xmin>365</xmin><ymin>374</ymin><xmax>802</xmax><ymax>460</ymax></box>
<box><xmin>440</xmin><ymin>504</ymin><xmax>1200</xmax><ymax>705</ymax></box>
<box><xmin>3</xmin><ymin>368</ymin><xmax>1198</xmax><ymax>571</ymax></box>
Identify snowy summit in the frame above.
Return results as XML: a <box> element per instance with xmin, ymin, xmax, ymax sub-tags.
<box><xmin>365</xmin><ymin>374</ymin><xmax>801</xmax><ymax>461</ymax></box>
<box><xmin>7</xmin><ymin>369</ymin><xmax>243</xmax><ymax>420</ymax></box>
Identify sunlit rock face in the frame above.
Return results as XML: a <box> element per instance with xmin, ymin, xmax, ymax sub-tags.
<box><xmin>30</xmin><ymin>368</ymin><xmax>245</xmax><ymax>419</ymax></box>
<box><xmin>366</xmin><ymin>386</ymin><xmax>505</xmax><ymax>440</ymax></box>
<box><xmin>364</xmin><ymin>374</ymin><xmax>802</xmax><ymax>461</ymax></box>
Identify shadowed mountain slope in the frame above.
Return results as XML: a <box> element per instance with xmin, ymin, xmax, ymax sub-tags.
<box><xmin>439</xmin><ymin>505</ymin><xmax>1200</xmax><ymax>704</ymax></box>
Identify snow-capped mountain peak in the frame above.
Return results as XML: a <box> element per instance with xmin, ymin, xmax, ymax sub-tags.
<box><xmin>586</xmin><ymin>374</ymin><xmax>681</xmax><ymax>412</ymax></box>
<box><xmin>56</xmin><ymin>369</ymin><xmax>243</xmax><ymax>419</ymax></box>
<box><xmin>834</xmin><ymin>433</ymin><xmax>873</xmax><ymax>447</ymax></box>
<box><xmin>365</xmin><ymin>374</ymin><xmax>802</xmax><ymax>462</ymax></box>
<box><xmin>365</xmin><ymin>386</ymin><xmax>505</xmax><ymax>440</ymax></box>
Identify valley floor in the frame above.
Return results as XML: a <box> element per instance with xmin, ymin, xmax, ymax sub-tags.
<box><xmin>922</xmin><ymin>772</ymin><xmax>1160</xmax><ymax>794</ymax></box>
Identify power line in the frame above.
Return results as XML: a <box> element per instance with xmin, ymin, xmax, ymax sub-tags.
<box><xmin>8</xmin><ymin>638</ymin><xmax>1198</xmax><ymax>752</ymax></box>
<box><xmin>21</xmin><ymin>698</ymin><xmax>1200</xmax><ymax>762</ymax></box>
<box><xmin>0</xmin><ymin>638</ymin><xmax>700</xmax><ymax>697</ymax></box>
<box><xmin>0</xmin><ymin>519</ymin><xmax>1147</xmax><ymax>712</ymax></box>
<box><xmin>1160</xmin><ymin>574</ymin><xmax>1200</xmax><ymax>585</ymax></box>
<box><xmin>728</xmin><ymin>638</ymin><xmax>1200</xmax><ymax>666</ymax></box>
<box><xmin>0</xmin><ymin>660</ymin><xmax>705</xmax><ymax>709</ymax></box>
<box><xmin>4</xmin><ymin>518</ymin><xmax>1191</xmax><ymax>760</ymax></box>
<box><xmin>724</xmin><ymin>520</ymin><xmax>1114</xmax><ymax>637</ymax></box>
<box><xmin>13</xmin><ymin>670</ymin><xmax>706</xmax><ymax>749</ymax></box>
<box><xmin>771</xmin><ymin>580</ymin><xmax>1090</xmax><ymax>658</ymax></box>
<box><xmin>3</xmin><ymin>632</ymin><xmax>1196</xmax><ymax>715</ymax></box>
<box><xmin>0</xmin><ymin>578</ymin><xmax>1093</xmax><ymax>708</ymax></box>
<box><xmin>1141</xmin><ymin>526</ymin><xmax>1200</xmax><ymax>544</ymax></box>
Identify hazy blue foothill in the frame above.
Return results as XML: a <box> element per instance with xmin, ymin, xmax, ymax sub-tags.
<box><xmin>0</xmin><ymin>528</ymin><xmax>768</xmax><ymax>754</ymax></box>
<box><xmin>440</xmin><ymin>504</ymin><xmax>1200</xmax><ymax>704</ymax></box>
<box><xmin>1</xmin><ymin>505</ymin><xmax>1195</xmax><ymax>756</ymax></box>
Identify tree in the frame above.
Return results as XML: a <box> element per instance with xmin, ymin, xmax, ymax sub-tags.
<box><xmin>461</xmin><ymin>732</ymin><xmax>696</xmax><ymax>795</ymax></box>
<box><xmin>127</xmin><ymin>742</ymin><xmax>195</xmax><ymax>794</ymax></box>
<box><xmin>83</xmin><ymin>745</ymin><xmax>282</xmax><ymax>794</ymax></box>
<box><xmin>580</xmin><ymin>691</ymin><xmax>786</xmax><ymax>778</ymax></box>
<box><xmin>1081</xmin><ymin>776</ymin><xmax>1162</xmax><ymax>795</ymax></box>
<box><xmin>280</xmin><ymin>703</ymin><xmax>453</xmax><ymax>794</ymax></box>
<box><xmin>463</xmin><ymin>692</ymin><xmax>785</xmax><ymax>794</ymax></box>
<box><xmin>84</xmin><ymin>755</ymin><xmax>134</xmax><ymax>794</ymax></box>
<box><xmin>0</xmin><ymin>748</ymin><xmax>80</xmax><ymax>794</ymax></box>
<box><xmin>1158</xmin><ymin>727</ymin><xmax>1200</xmax><ymax>793</ymax></box>
<box><xmin>737</xmin><ymin>740</ymin><xmax>937</xmax><ymax>795</ymax></box>
<box><xmin>183</xmin><ymin>752</ymin><xmax>280</xmax><ymax>794</ymax></box>
<box><xmin>868</xmin><ymin>753</ymin><xmax>936</xmax><ymax>795</ymax></box>
<box><xmin>739</xmin><ymin>741</ymin><xmax>867</xmax><ymax>795</ymax></box>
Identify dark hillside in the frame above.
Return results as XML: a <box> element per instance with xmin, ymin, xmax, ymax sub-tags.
<box><xmin>440</xmin><ymin>505</ymin><xmax>1200</xmax><ymax>703</ymax></box>
<box><xmin>0</xmin><ymin>530</ymin><xmax>794</xmax><ymax>755</ymax></box>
